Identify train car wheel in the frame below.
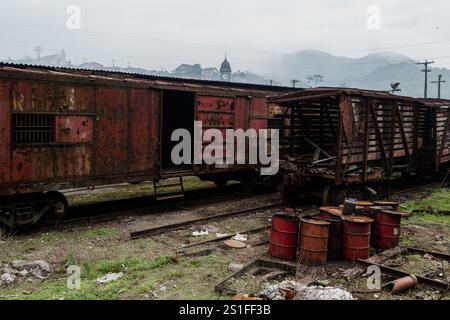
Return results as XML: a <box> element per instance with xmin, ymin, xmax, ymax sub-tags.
<box><xmin>44</xmin><ymin>192</ymin><xmax>68</xmax><ymax>224</ymax></box>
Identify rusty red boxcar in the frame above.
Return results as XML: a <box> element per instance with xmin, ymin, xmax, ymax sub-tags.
<box><xmin>0</xmin><ymin>63</ymin><xmax>292</xmax><ymax>227</ymax></box>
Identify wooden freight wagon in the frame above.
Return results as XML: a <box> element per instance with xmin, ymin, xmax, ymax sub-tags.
<box><xmin>0</xmin><ymin>63</ymin><xmax>292</xmax><ymax>227</ymax></box>
<box><xmin>416</xmin><ymin>98</ymin><xmax>450</xmax><ymax>173</ymax></box>
<box><xmin>269</xmin><ymin>88</ymin><xmax>427</xmax><ymax>203</ymax></box>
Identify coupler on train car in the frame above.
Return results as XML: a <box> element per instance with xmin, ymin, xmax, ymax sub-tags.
<box><xmin>0</xmin><ymin>192</ymin><xmax>68</xmax><ymax>228</ymax></box>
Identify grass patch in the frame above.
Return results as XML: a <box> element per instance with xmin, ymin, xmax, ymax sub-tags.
<box><xmin>402</xmin><ymin>188</ymin><xmax>450</xmax><ymax>213</ymax></box>
<box><xmin>80</xmin><ymin>228</ymin><xmax>119</xmax><ymax>239</ymax></box>
<box><xmin>0</xmin><ymin>254</ymin><xmax>231</xmax><ymax>300</ymax></box>
<box><xmin>401</xmin><ymin>188</ymin><xmax>450</xmax><ymax>225</ymax></box>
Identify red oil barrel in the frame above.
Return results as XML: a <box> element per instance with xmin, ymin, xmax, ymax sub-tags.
<box><xmin>372</xmin><ymin>210</ymin><xmax>406</xmax><ymax>249</ymax></box>
<box><xmin>342</xmin><ymin>216</ymin><xmax>374</xmax><ymax>261</ymax></box>
<box><xmin>312</xmin><ymin>216</ymin><xmax>343</xmax><ymax>260</ymax></box>
<box><xmin>298</xmin><ymin>218</ymin><xmax>330</xmax><ymax>266</ymax></box>
<box><xmin>373</xmin><ymin>201</ymin><xmax>400</xmax><ymax>210</ymax></box>
<box><xmin>269</xmin><ymin>214</ymin><xmax>300</xmax><ymax>261</ymax></box>
<box><xmin>369</xmin><ymin>206</ymin><xmax>392</xmax><ymax>244</ymax></box>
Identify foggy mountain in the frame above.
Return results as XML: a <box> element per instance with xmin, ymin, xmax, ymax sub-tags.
<box><xmin>3</xmin><ymin>49</ymin><xmax>450</xmax><ymax>98</ymax></box>
<box><xmin>259</xmin><ymin>49</ymin><xmax>449</xmax><ymax>98</ymax></box>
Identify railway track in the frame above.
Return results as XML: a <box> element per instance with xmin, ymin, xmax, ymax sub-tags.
<box><xmin>16</xmin><ymin>176</ymin><xmax>442</xmax><ymax>235</ymax></box>
<box><xmin>35</xmin><ymin>184</ymin><xmax>280</xmax><ymax>232</ymax></box>
<box><xmin>130</xmin><ymin>201</ymin><xmax>287</xmax><ymax>240</ymax></box>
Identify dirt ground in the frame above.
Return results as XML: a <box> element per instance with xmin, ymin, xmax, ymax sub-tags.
<box><xmin>0</xmin><ymin>181</ymin><xmax>449</xmax><ymax>300</ymax></box>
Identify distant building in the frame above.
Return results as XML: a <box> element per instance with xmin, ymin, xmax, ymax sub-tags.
<box><xmin>38</xmin><ymin>49</ymin><xmax>68</xmax><ymax>66</ymax></box>
<box><xmin>78</xmin><ymin>62</ymin><xmax>104</xmax><ymax>70</ymax></box>
<box><xmin>202</xmin><ymin>67</ymin><xmax>220</xmax><ymax>81</ymax></box>
<box><xmin>13</xmin><ymin>49</ymin><xmax>69</xmax><ymax>67</ymax></box>
<box><xmin>220</xmin><ymin>56</ymin><xmax>232</xmax><ymax>81</ymax></box>
<box><xmin>173</xmin><ymin>64</ymin><xmax>203</xmax><ymax>78</ymax></box>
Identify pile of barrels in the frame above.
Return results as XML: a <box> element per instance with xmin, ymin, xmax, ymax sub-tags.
<box><xmin>269</xmin><ymin>200</ymin><xmax>409</xmax><ymax>266</ymax></box>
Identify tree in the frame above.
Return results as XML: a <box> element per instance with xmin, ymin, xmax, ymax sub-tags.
<box><xmin>306</xmin><ymin>74</ymin><xmax>324</xmax><ymax>87</ymax></box>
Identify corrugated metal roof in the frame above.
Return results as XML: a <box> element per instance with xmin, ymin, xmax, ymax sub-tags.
<box><xmin>270</xmin><ymin>87</ymin><xmax>416</xmax><ymax>104</ymax></box>
<box><xmin>0</xmin><ymin>62</ymin><xmax>296</xmax><ymax>92</ymax></box>
<box><xmin>416</xmin><ymin>98</ymin><xmax>450</xmax><ymax>108</ymax></box>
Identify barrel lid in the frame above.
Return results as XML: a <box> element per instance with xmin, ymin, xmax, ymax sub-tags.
<box><xmin>382</xmin><ymin>210</ymin><xmax>410</xmax><ymax>217</ymax></box>
<box><xmin>319</xmin><ymin>206</ymin><xmax>340</xmax><ymax>211</ymax></box>
<box><xmin>355</xmin><ymin>201</ymin><xmax>374</xmax><ymax>206</ymax></box>
<box><xmin>327</xmin><ymin>208</ymin><xmax>343</xmax><ymax>217</ymax></box>
<box><xmin>301</xmin><ymin>217</ymin><xmax>330</xmax><ymax>226</ymax></box>
<box><xmin>273</xmin><ymin>213</ymin><xmax>300</xmax><ymax>222</ymax></box>
<box><xmin>339</xmin><ymin>204</ymin><xmax>365</xmax><ymax>210</ymax></box>
<box><xmin>343</xmin><ymin>215</ymin><xmax>374</xmax><ymax>223</ymax></box>
<box><xmin>224</xmin><ymin>240</ymin><xmax>247</xmax><ymax>249</ymax></box>
<box><xmin>370</xmin><ymin>206</ymin><xmax>393</xmax><ymax>211</ymax></box>
<box><xmin>374</xmin><ymin>201</ymin><xmax>399</xmax><ymax>206</ymax></box>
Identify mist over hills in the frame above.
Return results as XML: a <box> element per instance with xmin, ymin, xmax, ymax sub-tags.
<box><xmin>3</xmin><ymin>49</ymin><xmax>449</xmax><ymax>99</ymax></box>
<box><xmin>261</xmin><ymin>50</ymin><xmax>449</xmax><ymax>99</ymax></box>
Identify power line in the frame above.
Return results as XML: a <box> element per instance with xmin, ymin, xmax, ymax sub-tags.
<box><xmin>416</xmin><ymin>60</ymin><xmax>435</xmax><ymax>98</ymax></box>
<box><xmin>2</xmin><ymin>17</ymin><xmax>450</xmax><ymax>60</ymax></box>
<box><xmin>431</xmin><ymin>74</ymin><xmax>446</xmax><ymax>99</ymax></box>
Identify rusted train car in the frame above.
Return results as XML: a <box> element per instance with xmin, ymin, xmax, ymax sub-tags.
<box><xmin>270</xmin><ymin>88</ymin><xmax>450</xmax><ymax>203</ymax></box>
<box><xmin>0</xmin><ymin>63</ymin><xmax>292</xmax><ymax>227</ymax></box>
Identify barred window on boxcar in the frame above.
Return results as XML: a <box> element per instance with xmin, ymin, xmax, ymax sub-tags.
<box><xmin>12</xmin><ymin>113</ymin><xmax>55</xmax><ymax>144</ymax></box>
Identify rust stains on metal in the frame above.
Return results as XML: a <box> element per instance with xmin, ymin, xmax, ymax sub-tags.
<box><xmin>269</xmin><ymin>214</ymin><xmax>300</xmax><ymax>261</ymax></box>
<box><xmin>342</xmin><ymin>215</ymin><xmax>373</xmax><ymax>261</ymax></box>
<box><xmin>298</xmin><ymin>217</ymin><xmax>330</xmax><ymax>266</ymax></box>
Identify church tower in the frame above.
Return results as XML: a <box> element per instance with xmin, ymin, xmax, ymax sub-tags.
<box><xmin>220</xmin><ymin>54</ymin><xmax>232</xmax><ymax>81</ymax></box>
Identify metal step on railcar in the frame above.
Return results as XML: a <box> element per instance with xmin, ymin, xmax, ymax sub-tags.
<box><xmin>153</xmin><ymin>176</ymin><xmax>185</xmax><ymax>201</ymax></box>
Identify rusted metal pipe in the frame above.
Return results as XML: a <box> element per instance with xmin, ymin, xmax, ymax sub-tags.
<box><xmin>384</xmin><ymin>275</ymin><xmax>419</xmax><ymax>294</ymax></box>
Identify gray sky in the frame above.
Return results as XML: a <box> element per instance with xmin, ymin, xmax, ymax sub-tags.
<box><xmin>0</xmin><ymin>0</ymin><xmax>449</xmax><ymax>72</ymax></box>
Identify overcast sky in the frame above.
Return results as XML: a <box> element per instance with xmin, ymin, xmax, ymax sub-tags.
<box><xmin>0</xmin><ymin>0</ymin><xmax>449</xmax><ymax>72</ymax></box>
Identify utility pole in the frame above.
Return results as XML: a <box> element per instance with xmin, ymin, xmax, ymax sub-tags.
<box><xmin>431</xmin><ymin>74</ymin><xmax>446</xmax><ymax>99</ymax></box>
<box><xmin>416</xmin><ymin>60</ymin><xmax>435</xmax><ymax>98</ymax></box>
<box><xmin>291</xmin><ymin>79</ymin><xmax>301</xmax><ymax>88</ymax></box>
<box><xmin>34</xmin><ymin>46</ymin><xmax>42</xmax><ymax>63</ymax></box>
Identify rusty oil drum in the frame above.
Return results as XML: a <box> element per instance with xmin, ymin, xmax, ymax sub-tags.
<box><xmin>312</xmin><ymin>215</ymin><xmax>343</xmax><ymax>260</ymax></box>
<box><xmin>372</xmin><ymin>210</ymin><xmax>405</xmax><ymax>249</ymax></box>
<box><xmin>342</xmin><ymin>215</ymin><xmax>374</xmax><ymax>261</ymax></box>
<box><xmin>269</xmin><ymin>214</ymin><xmax>300</xmax><ymax>261</ymax></box>
<box><xmin>369</xmin><ymin>206</ymin><xmax>392</xmax><ymax>244</ymax></box>
<box><xmin>298</xmin><ymin>218</ymin><xmax>330</xmax><ymax>266</ymax></box>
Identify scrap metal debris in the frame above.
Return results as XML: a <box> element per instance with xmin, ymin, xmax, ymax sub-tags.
<box><xmin>232</xmin><ymin>233</ymin><xmax>248</xmax><ymax>242</ymax></box>
<box><xmin>192</xmin><ymin>230</ymin><xmax>209</xmax><ymax>237</ymax></box>
<box><xmin>384</xmin><ymin>275</ymin><xmax>419</xmax><ymax>294</ymax></box>
<box><xmin>228</xmin><ymin>263</ymin><xmax>244</xmax><ymax>273</ymax></box>
<box><xmin>260</xmin><ymin>280</ymin><xmax>356</xmax><ymax>300</ymax></box>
